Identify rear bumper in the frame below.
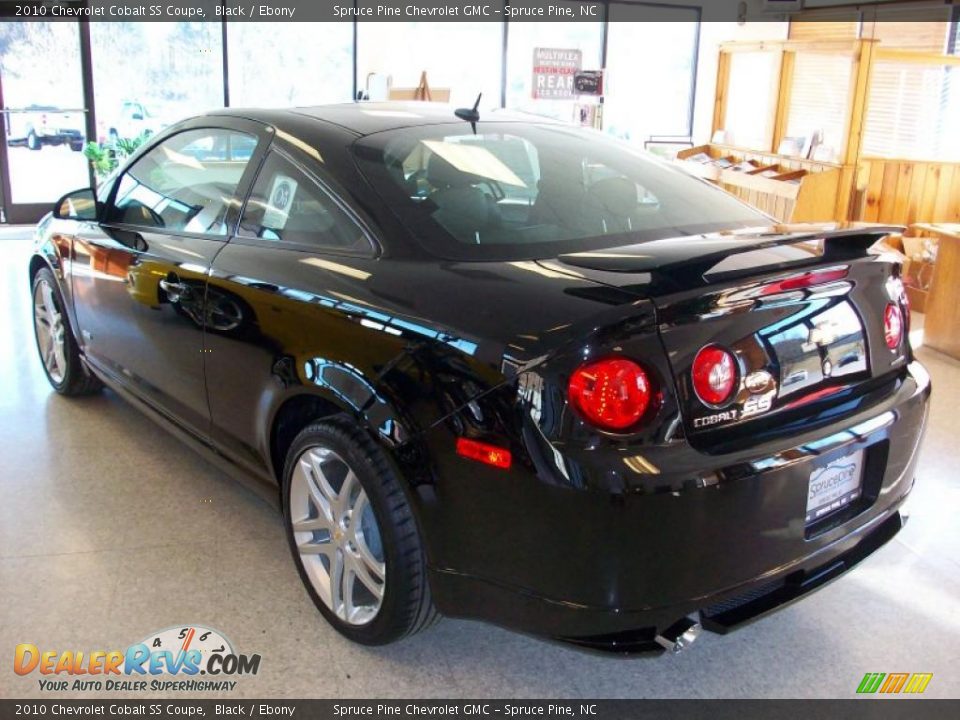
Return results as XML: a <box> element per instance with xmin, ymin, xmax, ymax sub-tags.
<box><xmin>425</xmin><ymin>361</ymin><xmax>930</xmax><ymax>651</ymax></box>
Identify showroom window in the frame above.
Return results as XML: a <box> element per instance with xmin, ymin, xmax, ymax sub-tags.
<box><xmin>227</xmin><ymin>23</ymin><xmax>354</xmax><ymax>107</ymax></box>
<box><xmin>0</xmin><ymin>21</ymin><xmax>89</xmax><ymax>204</ymax></box>
<box><xmin>784</xmin><ymin>52</ymin><xmax>854</xmax><ymax>163</ymax></box>
<box><xmin>90</xmin><ymin>22</ymin><xmax>224</xmax><ymax>145</ymax></box>
<box><xmin>356</xmin><ymin>21</ymin><xmax>502</xmax><ymax>108</ymax></box>
<box><xmin>863</xmin><ymin>60</ymin><xmax>960</xmax><ymax>161</ymax></box>
<box><xmin>239</xmin><ymin>151</ymin><xmax>371</xmax><ymax>253</ymax></box>
<box><xmin>109</xmin><ymin>128</ymin><xmax>257</xmax><ymax>236</ymax></box>
<box><xmin>603</xmin><ymin>4</ymin><xmax>699</xmax><ymax>144</ymax></box>
<box><xmin>721</xmin><ymin>50</ymin><xmax>781</xmax><ymax>151</ymax></box>
<box><xmin>505</xmin><ymin>4</ymin><xmax>604</xmax><ymax>122</ymax></box>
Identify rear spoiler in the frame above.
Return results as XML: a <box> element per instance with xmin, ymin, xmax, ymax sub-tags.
<box><xmin>556</xmin><ymin>226</ymin><xmax>903</xmax><ymax>292</ymax></box>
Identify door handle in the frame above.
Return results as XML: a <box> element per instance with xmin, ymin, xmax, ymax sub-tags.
<box><xmin>159</xmin><ymin>276</ymin><xmax>187</xmax><ymax>303</ymax></box>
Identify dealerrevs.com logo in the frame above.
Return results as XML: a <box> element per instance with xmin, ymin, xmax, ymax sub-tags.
<box><xmin>14</xmin><ymin>625</ymin><xmax>261</xmax><ymax>693</ymax></box>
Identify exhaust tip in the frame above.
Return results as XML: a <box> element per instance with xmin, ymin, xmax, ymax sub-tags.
<box><xmin>655</xmin><ymin>617</ymin><xmax>701</xmax><ymax>653</ymax></box>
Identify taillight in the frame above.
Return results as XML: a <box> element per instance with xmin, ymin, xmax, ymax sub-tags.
<box><xmin>568</xmin><ymin>357</ymin><xmax>652</xmax><ymax>431</ymax></box>
<box><xmin>691</xmin><ymin>345</ymin><xmax>738</xmax><ymax>406</ymax></box>
<box><xmin>456</xmin><ymin>438</ymin><xmax>511</xmax><ymax>469</ymax></box>
<box><xmin>884</xmin><ymin>303</ymin><xmax>903</xmax><ymax>350</ymax></box>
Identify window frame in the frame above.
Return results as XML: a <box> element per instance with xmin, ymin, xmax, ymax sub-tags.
<box><xmin>233</xmin><ymin>143</ymin><xmax>379</xmax><ymax>258</ymax></box>
<box><xmin>100</xmin><ymin>115</ymin><xmax>273</xmax><ymax>242</ymax></box>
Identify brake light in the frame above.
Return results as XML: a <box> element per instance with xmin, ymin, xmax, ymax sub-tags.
<box><xmin>456</xmin><ymin>438</ymin><xmax>511</xmax><ymax>469</ymax></box>
<box><xmin>760</xmin><ymin>267</ymin><xmax>849</xmax><ymax>296</ymax></box>
<box><xmin>567</xmin><ymin>357</ymin><xmax>652</xmax><ymax>431</ymax></box>
<box><xmin>884</xmin><ymin>303</ymin><xmax>903</xmax><ymax>350</ymax></box>
<box><xmin>692</xmin><ymin>346</ymin><xmax>738</xmax><ymax>406</ymax></box>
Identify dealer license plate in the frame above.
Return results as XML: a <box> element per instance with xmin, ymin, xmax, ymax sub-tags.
<box><xmin>805</xmin><ymin>449</ymin><xmax>864</xmax><ymax>524</ymax></box>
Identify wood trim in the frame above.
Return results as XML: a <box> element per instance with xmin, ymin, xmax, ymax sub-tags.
<box><xmin>771</xmin><ymin>50</ymin><xmax>795</xmax><ymax>155</ymax></box>
<box><xmin>712</xmin><ymin>51</ymin><xmax>731</xmax><ymax>140</ymax></box>
<box><xmin>875</xmin><ymin>48</ymin><xmax>960</xmax><ymax>66</ymax></box>
<box><xmin>719</xmin><ymin>39</ymin><xmax>867</xmax><ymax>54</ymax></box>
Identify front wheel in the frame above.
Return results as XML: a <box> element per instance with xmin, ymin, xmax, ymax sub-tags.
<box><xmin>32</xmin><ymin>268</ymin><xmax>102</xmax><ymax>396</ymax></box>
<box><xmin>282</xmin><ymin>418</ymin><xmax>438</xmax><ymax>645</ymax></box>
<box><xmin>27</xmin><ymin>130</ymin><xmax>40</xmax><ymax>151</ymax></box>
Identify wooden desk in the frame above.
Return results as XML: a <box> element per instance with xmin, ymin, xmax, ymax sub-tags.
<box><xmin>913</xmin><ymin>223</ymin><xmax>960</xmax><ymax>360</ymax></box>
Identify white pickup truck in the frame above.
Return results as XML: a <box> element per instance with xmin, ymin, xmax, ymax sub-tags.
<box><xmin>98</xmin><ymin>100</ymin><xmax>168</xmax><ymax>145</ymax></box>
<box><xmin>5</xmin><ymin>105</ymin><xmax>84</xmax><ymax>151</ymax></box>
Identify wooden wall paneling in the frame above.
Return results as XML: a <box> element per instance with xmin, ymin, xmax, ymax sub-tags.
<box><xmin>932</xmin><ymin>164</ymin><xmax>956</xmax><ymax>222</ymax></box>
<box><xmin>862</xmin><ymin>160</ymin><xmax>884</xmax><ymax>222</ymax></box>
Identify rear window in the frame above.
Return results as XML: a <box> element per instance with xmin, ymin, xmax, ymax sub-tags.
<box><xmin>354</xmin><ymin>122</ymin><xmax>766</xmax><ymax>261</ymax></box>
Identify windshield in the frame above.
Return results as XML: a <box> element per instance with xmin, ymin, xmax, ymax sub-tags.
<box><xmin>354</xmin><ymin>122</ymin><xmax>767</xmax><ymax>261</ymax></box>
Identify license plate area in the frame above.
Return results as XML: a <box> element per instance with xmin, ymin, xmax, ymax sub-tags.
<box><xmin>806</xmin><ymin>449</ymin><xmax>865</xmax><ymax>525</ymax></box>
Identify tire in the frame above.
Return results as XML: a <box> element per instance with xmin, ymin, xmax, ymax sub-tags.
<box><xmin>27</xmin><ymin>130</ymin><xmax>40</xmax><ymax>151</ymax></box>
<box><xmin>70</xmin><ymin>141</ymin><xmax>83</xmax><ymax>152</ymax></box>
<box><xmin>31</xmin><ymin>267</ymin><xmax>102</xmax><ymax>396</ymax></box>
<box><xmin>282</xmin><ymin>417</ymin><xmax>438</xmax><ymax>645</ymax></box>
<box><xmin>108</xmin><ymin>129</ymin><xmax>119</xmax><ymax>148</ymax></box>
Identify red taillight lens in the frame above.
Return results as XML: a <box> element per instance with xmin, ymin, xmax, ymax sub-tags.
<box><xmin>691</xmin><ymin>346</ymin><xmax>738</xmax><ymax>406</ymax></box>
<box><xmin>456</xmin><ymin>438</ymin><xmax>511</xmax><ymax>469</ymax></box>
<box><xmin>568</xmin><ymin>357</ymin><xmax>652</xmax><ymax>431</ymax></box>
<box><xmin>884</xmin><ymin>303</ymin><xmax>903</xmax><ymax>350</ymax></box>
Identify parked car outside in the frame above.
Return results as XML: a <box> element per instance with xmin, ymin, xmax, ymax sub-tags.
<box><xmin>97</xmin><ymin>100</ymin><xmax>168</xmax><ymax>146</ymax></box>
<box><xmin>6</xmin><ymin>105</ymin><xmax>84</xmax><ymax>151</ymax></box>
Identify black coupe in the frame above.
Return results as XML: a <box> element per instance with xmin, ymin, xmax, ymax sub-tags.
<box><xmin>30</xmin><ymin>103</ymin><xmax>929</xmax><ymax>653</ymax></box>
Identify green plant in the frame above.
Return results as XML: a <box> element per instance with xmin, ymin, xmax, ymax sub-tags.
<box><xmin>82</xmin><ymin>135</ymin><xmax>147</xmax><ymax>180</ymax></box>
<box><xmin>82</xmin><ymin>141</ymin><xmax>116</xmax><ymax>179</ymax></box>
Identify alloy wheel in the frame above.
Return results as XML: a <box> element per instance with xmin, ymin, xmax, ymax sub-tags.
<box><xmin>289</xmin><ymin>445</ymin><xmax>386</xmax><ymax>626</ymax></box>
<box><xmin>33</xmin><ymin>278</ymin><xmax>67</xmax><ymax>384</ymax></box>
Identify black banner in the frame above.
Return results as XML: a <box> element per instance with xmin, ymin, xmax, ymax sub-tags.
<box><xmin>0</xmin><ymin>0</ymin><xmax>953</xmax><ymax>23</ymax></box>
<box><xmin>1</xmin><ymin>701</ymin><xmax>960</xmax><ymax>720</ymax></box>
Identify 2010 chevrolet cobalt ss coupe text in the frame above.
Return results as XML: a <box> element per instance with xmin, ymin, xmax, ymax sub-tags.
<box><xmin>30</xmin><ymin>104</ymin><xmax>929</xmax><ymax>653</ymax></box>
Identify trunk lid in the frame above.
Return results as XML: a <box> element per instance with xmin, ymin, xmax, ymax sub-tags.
<box><xmin>538</xmin><ymin>224</ymin><xmax>910</xmax><ymax>451</ymax></box>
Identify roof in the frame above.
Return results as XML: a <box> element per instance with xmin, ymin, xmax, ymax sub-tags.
<box><xmin>209</xmin><ymin>102</ymin><xmax>560</xmax><ymax>136</ymax></box>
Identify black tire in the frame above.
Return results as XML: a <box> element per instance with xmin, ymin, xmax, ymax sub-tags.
<box><xmin>70</xmin><ymin>141</ymin><xmax>83</xmax><ymax>152</ymax></box>
<box><xmin>31</xmin><ymin>267</ymin><xmax>102</xmax><ymax>396</ymax></box>
<box><xmin>27</xmin><ymin>130</ymin><xmax>40</xmax><ymax>151</ymax></box>
<box><xmin>282</xmin><ymin>416</ymin><xmax>438</xmax><ymax>645</ymax></box>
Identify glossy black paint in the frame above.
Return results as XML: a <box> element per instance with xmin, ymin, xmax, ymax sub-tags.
<box><xmin>31</xmin><ymin>104</ymin><xmax>930</xmax><ymax>652</ymax></box>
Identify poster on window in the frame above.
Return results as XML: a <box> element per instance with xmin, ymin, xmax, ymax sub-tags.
<box><xmin>532</xmin><ymin>48</ymin><xmax>582</xmax><ymax>100</ymax></box>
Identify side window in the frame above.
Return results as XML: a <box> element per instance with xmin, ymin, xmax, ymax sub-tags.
<box><xmin>239</xmin><ymin>151</ymin><xmax>370</xmax><ymax>253</ymax></box>
<box><xmin>108</xmin><ymin>128</ymin><xmax>258</xmax><ymax>236</ymax></box>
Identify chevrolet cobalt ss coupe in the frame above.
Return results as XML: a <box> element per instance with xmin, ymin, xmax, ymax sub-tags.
<box><xmin>30</xmin><ymin>104</ymin><xmax>929</xmax><ymax>653</ymax></box>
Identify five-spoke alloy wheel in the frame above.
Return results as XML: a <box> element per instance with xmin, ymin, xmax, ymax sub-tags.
<box><xmin>31</xmin><ymin>267</ymin><xmax>102</xmax><ymax>396</ymax></box>
<box><xmin>290</xmin><ymin>445</ymin><xmax>386</xmax><ymax>626</ymax></box>
<box><xmin>282</xmin><ymin>419</ymin><xmax>438</xmax><ymax>644</ymax></box>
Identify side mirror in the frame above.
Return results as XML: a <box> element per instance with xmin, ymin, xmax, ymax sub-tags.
<box><xmin>53</xmin><ymin>188</ymin><xmax>99</xmax><ymax>221</ymax></box>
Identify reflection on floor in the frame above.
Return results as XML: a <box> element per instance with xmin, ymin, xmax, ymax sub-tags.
<box><xmin>1</xmin><ymin>230</ymin><xmax>958</xmax><ymax>699</ymax></box>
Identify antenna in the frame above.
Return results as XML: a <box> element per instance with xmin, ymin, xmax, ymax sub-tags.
<box><xmin>454</xmin><ymin>93</ymin><xmax>482</xmax><ymax>134</ymax></box>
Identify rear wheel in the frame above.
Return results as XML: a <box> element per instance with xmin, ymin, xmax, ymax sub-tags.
<box><xmin>32</xmin><ymin>268</ymin><xmax>102</xmax><ymax>396</ymax></box>
<box><xmin>282</xmin><ymin>418</ymin><xmax>438</xmax><ymax>644</ymax></box>
<box><xmin>70</xmin><ymin>141</ymin><xmax>83</xmax><ymax>152</ymax></box>
<box><xmin>27</xmin><ymin>130</ymin><xmax>40</xmax><ymax>151</ymax></box>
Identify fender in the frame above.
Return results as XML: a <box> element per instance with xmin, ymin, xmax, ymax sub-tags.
<box><xmin>30</xmin><ymin>217</ymin><xmax>83</xmax><ymax>342</ymax></box>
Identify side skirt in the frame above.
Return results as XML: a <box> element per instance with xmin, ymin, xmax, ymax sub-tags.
<box><xmin>83</xmin><ymin>358</ymin><xmax>282</xmax><ymax>511</ymax></box>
